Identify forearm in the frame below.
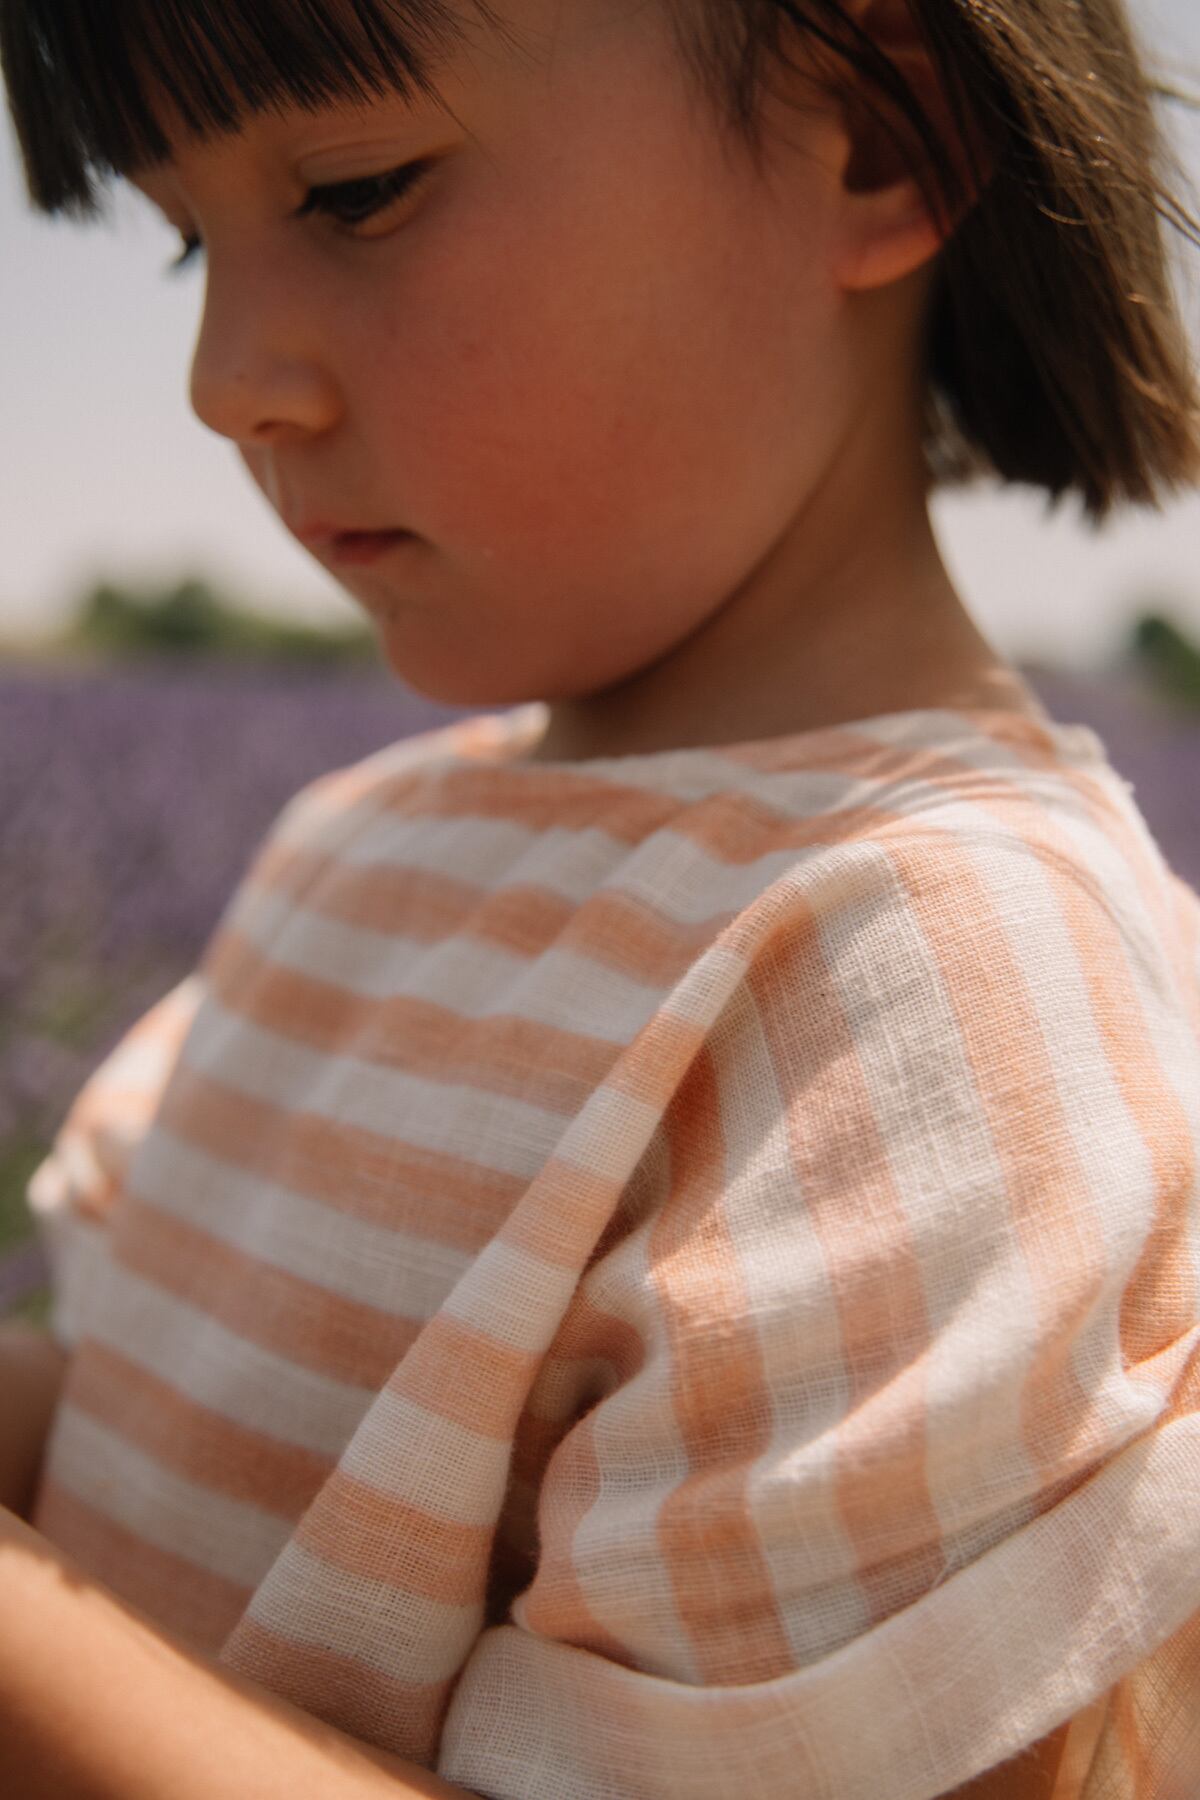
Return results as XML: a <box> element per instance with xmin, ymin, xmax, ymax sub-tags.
<box><xmin>0</xmin><ymin>1505</ymin><xmax>479</xmax><ymax>1800</ymax></box>
<box><xmin>0</xmin><ymin>1324</ymin><xmax>70</xmax><ymax>1520</ymax></box>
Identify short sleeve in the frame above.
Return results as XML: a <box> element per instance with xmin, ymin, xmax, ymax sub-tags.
<box><xmin>26</xmin><ymin>973</ymin><xmax>206</xmax><ymax>1353</ymax></box>
<box><xmin>438</xmin><ymin>833</ymin><xmax>1200</xmax><ymax>1800</ymax></box>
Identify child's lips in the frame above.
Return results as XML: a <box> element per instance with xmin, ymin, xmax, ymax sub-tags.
<box><xmin>327</xmin><ymin>530</ymin><xmax>412</xmax><ymax>566</ymax></box>
<box><xmin>295</xmin><ymin>524</ymin><xmax>413</xmax><ymax>566</ymax></box>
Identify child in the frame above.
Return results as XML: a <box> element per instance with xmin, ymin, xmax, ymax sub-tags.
<box><xmin>1</xmin><ymin>0</ymin><xmax>1199</xmax><ymax>1795</ymax></box>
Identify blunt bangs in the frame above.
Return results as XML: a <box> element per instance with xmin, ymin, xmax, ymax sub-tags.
<box><xmin>0</xmin><ymin>0</ymin><xmax>495</xmax><ymax>216</ymax></box>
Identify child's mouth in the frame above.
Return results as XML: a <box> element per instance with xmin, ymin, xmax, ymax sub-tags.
<box><xmin>328</xmin><ymin>530</ymin><xmax>413</xmax><ymax>566</ymax></box>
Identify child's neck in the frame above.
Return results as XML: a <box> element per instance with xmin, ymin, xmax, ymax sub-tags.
<box><xmin>523</xmin><ymin>459</ymin><xmax>1040</xmax><ymax>766</ymax></box>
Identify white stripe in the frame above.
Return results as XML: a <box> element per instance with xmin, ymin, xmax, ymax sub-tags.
<box><xmin>440</xmin><ymin>1236</ymin><xmax>575</xmax><ymax>1355</ymax></box>
<box><xmin>551</xmin><ymin>1129</ymin><xmax>697</xmax><ymax>1683</ymax></box>
<box><xmin>1035</xmin><ymin>772</ymin><xmax>1200</xmax><ymax>1165</ymax></box>
<box><xmin>84</xmin><ymin>1256</ymin><xmax>377</xmax><ymax>1456</ymax></box>
<box><xmin>707</xmin><ymin>975</ymin><xmax>870</xmax><ymax>1666</ymax></box>
<box><xmin>858</xmin><ymin>704</ymin><xmax>1102</xmax><ymax>768</ymax></box>
<box><xmin>657</xmin><ymin>942</ymin><xmax>750</xmax><ymax>1028</ymax></box>
<box><xmin>184</xmin><ymin>996</ymin><xmax>566</xmax><ymax>1177</ymax></box>
<box><xmin>336</xmin><ymin>1388</ymin><xmax>513</xmax><ymax>1528</ymax></box>
<box><xmin>957</xmin><ymin>823</ymin><xmax>1169</xmax><ymax>1433</ymax></box>
<box><xmin>999</xmin><ymin>770</ymin><xmax>1200</xmax><ymax>1399</ymax></box>
<box><xmin>554</xmin><ymin>1082</ymin><xmax>662</xmax><ymax>1182</ymax></box>
<box><xmin>241</xmin><ymin>1538</ymin><xmax>480</xmax><ymax>1686</ymax></box>
<box><xmin>226</xmin><ymin>881</ymin><xmax>665</xmax><ymax>1041</ymax></box>
<box><xmin>131</xmin><ymin>1127</ymin><xmax>472</xmax><ymax>1319</ymax></box>
<box><xmin>818</xmin><ymin>839</ymin><xmax>1045</xmax><ymax>1554</ymax></box>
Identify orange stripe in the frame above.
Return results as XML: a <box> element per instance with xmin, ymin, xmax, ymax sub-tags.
<box><xmin>1134</xmin><ymin>1605</ymin><xmax>1200</xmax><ymax>1798</ymax></box>
<box><xmin>205</xmin><ymin>926</ymin><xmax>621</xmax><ymax>1115</ymax></box>
<box><xmin>387</xmin><ymin>761</ymin><xmax>684</xmax><ymax>840</ymax></box>
<box><xmin>603</xmin><ymin>1008</ymin><xmax>710</xmax><ymax>1109</ymax></box>
<box><xmin>248</xmin><ymin>836</ymin><xmax>739</xmax><ymax>988</ymax></box>
<box><xmin>158</xmin><ymin>1066</ymin><xmax>523</xmax><ymax>1248</ymax></box>
<box><xmin>217</xmin><ymin>1613</ymin><xmax>453</xmax><ymax>1765</ymax></box>
<box><xmin>294</xmin><ymin>1467</ymin><xmax>493</xmax><ymax>1606</ymax></box>
<box><xmin>653</xmin><ymin>1042</ymin><xmax>794</xmax><ymax>1684</ymax></box>
<box><xmin>108</xmin><ymin>1193</ymin><xmax>421</xmax><ymax>1388</ymax></box>
<box><xmin>924</xmin><ymin>777</ymin><xmax>1200</xmax><ymax>1398</ymax></box>
<box><xmin>499</xmin><ymin>1158</ymin><xmax>628</xmax><ymax>1270</ymax></box>
<box><xmin>391</xmin><ymin>1312</ymin><xmax>539</xmax><ymax>1441</ymax></box>
<box><xmin>62</xmin><ymin>1339</ymin><xmax>334</xmax><ymax>1518</ymax></box>
<box><xmin>1111</xmin><ymin>1677</ymin><xmax>1147</xmax><ymax>1798</ymax></box>
<box><xmin>250</xmin><ymin>841</ymin><xmax>576</xmax><ymax>955</ymax></box>
<box><xmin>32</xmin><ymin>1476</ymin><xmax>252</xmax><ymax>1655</ymax></box>
<box><xmin>751</xmin><ymin>907</ymin><xmax>946</xmax><ymax>1631</ymax></box>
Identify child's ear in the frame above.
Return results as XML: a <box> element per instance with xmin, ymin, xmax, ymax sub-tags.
<box><xmin>827</xmin><ymin>0</ymin><xmax>989</xmax><ymax>293</ymax></box>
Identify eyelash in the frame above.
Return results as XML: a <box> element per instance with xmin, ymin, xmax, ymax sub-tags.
<box><xmin>167</xmin><ymin>159</ymin><xmax>434</xmax><ymax>275</ymax></box>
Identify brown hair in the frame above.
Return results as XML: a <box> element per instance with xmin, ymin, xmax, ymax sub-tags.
<box><xmin>672</xmin><ymin>0</ymin><xmax>1200</xmax><ymax>517</ymax></box>
<box><xmin>2</xmin><ymin>0</ymin><xmax>1197</xmax><ymax>517</ymax></box>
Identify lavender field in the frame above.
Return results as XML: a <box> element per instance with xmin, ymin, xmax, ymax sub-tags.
<box><xmin>2</xmin><ymin>658</ymin><xmax>1198</xmax><ymax>1325</ymax></box>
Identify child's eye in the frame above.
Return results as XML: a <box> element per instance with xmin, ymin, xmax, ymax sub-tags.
<box><xmin>165</xmin><ymin>159</ymin><xmax>434</xmax><ymax>277</ymax></box>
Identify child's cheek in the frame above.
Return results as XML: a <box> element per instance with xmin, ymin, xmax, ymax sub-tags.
<box><xmin>369</xmin><ymin>221</ymin><xmax>824</xmax><ymax>576</ymax></box>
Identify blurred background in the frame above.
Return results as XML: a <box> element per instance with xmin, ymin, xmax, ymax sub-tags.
<box><xmin>2</xmin><ymin>0</ymin><xmax>1200</xmax><ymax>1326</ymax></box>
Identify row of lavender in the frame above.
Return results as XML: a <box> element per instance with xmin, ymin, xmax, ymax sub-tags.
<box><xmin>2</xmin><ymin>659</ymin><xmax>1198</xmax><ymax>1316</ymax></box>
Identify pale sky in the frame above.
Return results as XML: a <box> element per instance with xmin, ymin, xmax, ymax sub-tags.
<box><xmin>2</xmin><ymin>1</ymin><xmax>1198</xmax><ymax>670</ymax></box>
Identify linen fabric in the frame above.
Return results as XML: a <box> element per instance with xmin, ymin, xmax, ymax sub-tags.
<box><xmin>24</xmin><ymin>699</ymin><xmax>1200</xmax><ymax>1800</ymax></box>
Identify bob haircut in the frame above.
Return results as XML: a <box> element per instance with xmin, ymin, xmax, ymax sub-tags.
<box><xmin>2</xmin><ymin>0</ymin><xmax>1197</xmax><ymax>520</ymax></box>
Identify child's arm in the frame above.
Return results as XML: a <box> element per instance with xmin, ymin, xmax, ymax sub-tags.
<box><xmin>0</xmin><ymin>1503</ymin><xmax>481</xmax><ymax>1799</ymax></box>
<box><xmin>0</xmin><ymin>1324</ymin><xmax>70</xmax><ymax>1522</ymax></box>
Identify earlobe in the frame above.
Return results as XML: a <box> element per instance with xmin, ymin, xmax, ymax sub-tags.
<box><xmin>832</xmin><ymin>163</ymin><xmax>947</xmax><ymax>292</ymax></box>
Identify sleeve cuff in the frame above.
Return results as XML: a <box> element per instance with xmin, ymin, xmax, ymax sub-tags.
<box><xmin>439</xmin><ymin>1402</ymin><xmax>1200</xmax><ymax>1800</ymax></box>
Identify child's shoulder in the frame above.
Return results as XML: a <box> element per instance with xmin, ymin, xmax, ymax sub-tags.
<box><xmin>662</xmin><ymin>701</ymin><xmax>1198</xmax><ymax>1049</ymax></box>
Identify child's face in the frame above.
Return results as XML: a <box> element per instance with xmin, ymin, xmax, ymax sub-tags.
<box><xmin>131</xmin><ymin>0</ymin><xmax>868</xmax><ymax>711</ymax></box>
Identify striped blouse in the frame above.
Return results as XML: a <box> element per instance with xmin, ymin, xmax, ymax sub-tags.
<box><xmin>25</xmin><ymin>698</ymin><xmax>1200</xmax><ymax>1800</ymax></box>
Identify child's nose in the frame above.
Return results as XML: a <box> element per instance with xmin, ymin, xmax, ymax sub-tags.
<box><xmin>186</xmin><ymin>271</ymin><xmax>341</xmax><ymax>447</ymax></box>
